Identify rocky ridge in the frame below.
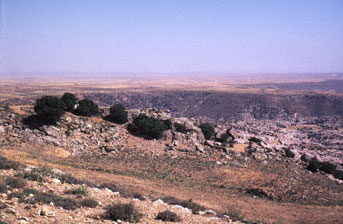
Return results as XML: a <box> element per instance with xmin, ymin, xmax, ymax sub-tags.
<box><xmin>1</xmin><ymin>105</ymin><xmax>342</xmax><ymax>182</ymax></box>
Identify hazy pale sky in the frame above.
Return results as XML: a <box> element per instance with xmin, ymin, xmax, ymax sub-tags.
<box><xmin>1</xmin><ymin>0</ymin><xmax>342</xmax><ymax>74</ymax></box>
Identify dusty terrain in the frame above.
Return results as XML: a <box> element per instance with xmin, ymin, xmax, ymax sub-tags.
<box><xmin>1</xmin><ymin>75</ymin><xmax>343</xmax><ymax>224</ymax></box>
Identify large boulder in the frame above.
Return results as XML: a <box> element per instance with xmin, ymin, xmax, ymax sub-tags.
<box><xmin>173</xmin><ymin>118</ymin><xmax>196</xmax><ymax>132</ymax></box>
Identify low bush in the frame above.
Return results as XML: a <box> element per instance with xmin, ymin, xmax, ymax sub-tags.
<box><xmin>156</xmin><ymin>210</ymin><xmax>182</xmax><ymax>222</ymax></box>
<box><xmin>5</xmin><ymin>177</ymin><xmax>27</xmax><ymax>189</ymax></box>
<box><xmin>200</xmin><ymin>123</ymin><xmax>215</xmax><ymax>140</ymax></box>
<box><xmin>161</xmin><ymin>196</ymin><xmax>205</xmax><ymax>214</ymax></box>
<box><xmin>8</xmin><ymin>188</ymin><xmax>78</xmax><ymax>210</ymax></box>
<box><xmin>98</xmin><ymin>183</ymin><xmax>119</xmax><ymax>192</ymax></box>
<box><xmin>161</xmin><ymin>196</ymin><xmax>180</xmax><ymax>205</ymax></box>
<box><xmin>104</xmin><ymin>203</ymin><xmax>142</xmax><ymax>223</ymax></box>
<box><xmin>249</xmin><ymin>137</ymin><xmax>261</xmax><ymax>145</ymax></box>
<box><xmin>65</xmin><ymin>187</ymin><xmax>87</xmax><ymax>195</ymax></box>
<box><xmin>128</xmin><ymin>114</ymin><xmax>169</xmax><ymax>139</ymax></box>
<box><xmin>0</xmin><ymin>182</ymin><xmax>7</xmax><ymax>193</ymax></box>
<box><xmin>61</xmin><ymin>92</ymin><xmax>78</xmax><ymax>112</ymax></box>
<box><xmin>174</xmin><ymin>123</ymin><xmax>187</xmax><ymax>133</ymax></box>
<box><xmin>57</xmin><ymin>173</ymin><xmax>84</xmax><ymax>185</ymax></box>
<box><xmin>179</xmin><ymin>199</ymin><xmax>205</xmax><ymax>214</ymax></box>
<box><xmin>74</xmin><ymin>99</ymin><xmax>99</xmax><ymax>117</ymax></box>
<box><xmin>0</xmin><ymin>156</ymin><xmax>20</xmax><ymax>170</ymax></box>
<box><xmin>105</xmin><ymin>104</ymin><xmax>128</xmax><ymax>124</ymax></box>
<box><xmin>80</xmin><ymin>198</ymin><xmax>98</xmax><ymax>208</ymax></box>
<box><xmin>163</xmin><ymin>119</ymin><xmax>172</xmax><ymax>130</ymax></box>
<box><xmin>98</xmin><ymin>183</ymin><xmax>134</xmax><ymax>198</ymax></box>
<box><xmin>133</xmin><ymin>192</ymin><xmax>145</xmax><ymax>200</ymax></box>
<box><xmin>306</xmin><ymin>157</ymin><xmax>321</xmax><ymax>172</ymax></box>
<box><xmin>320</xmin><ymin>161</ymin><xmax>337</xmax><ymax>175</ymax></box>
<box><xmin>246</xmin><ymin>188</ymin><xmax>273</xmax><ymax>200</ymax></box>
<box><xmin>218</xmin><ymin>133</ymin><xmax>229</xmax><ymax>143</ymax></box>
<box><xmin>19</xmin><ymin>171</ymin><xmax>45</xmax><ymax>182</ymax></box>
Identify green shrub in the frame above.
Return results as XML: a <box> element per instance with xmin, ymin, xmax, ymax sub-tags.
<box><xmin>306</xmin><ymin>157</ymin><xmax>321</xmax><ymax>172</ymax></box>
<box><xmin>104</xmin><ymin>203</ymin><xmax>142</xmax><ymax>222</ymax></box>
<box><xmin>34</xmin><ymin>95</ymin><xmax>65</xmax><ymax>124</ymax></box>
<box><xmin>200</xmin><ymin>123</ymin><xmax>215</xmax><ymax>140</ymax></box>
<box><xmin>5</xmin><ymin>177</ymin><xmax>27</xmax><ymax>189</ymax></box>
<box><xmin>128</xmin><ymin>114</ymin><xmax>169</xmax><ymax>139</ymax></box>
<box><xmin>156</xmin><ymin>210</ymin><xmax>182</xmax><ymax>222</ymax></box>
<box><xmin>105</xmin><ymin>104</ymin><xmax>128</xmax><ymax>124</ymax></box>
<box><xmin>74</xmin><ymin>99</ymin><xmax>99</xmax><ymax>117</ymax></box>
<box><xmin>65</xmin><ymin>187</ymin><xmax>87</xmax><ymax>195</ymax></box>
<box><xmin>218</xmin><ymin>133</ymin><xmax>229</xmax><ymax>143</ymax></box>
<box><xmin>80</xmin><ymin>198</ymin><xmax>98</xmax><ymax>208</ymax></box>
<box><xmin>163</xmin><ymin>119</ymin><xmax>172</xmax><ymax>130</ymax></box>
<box><xmin>174</xmin><ymin>123</ymin><xmax>187</xmax><ymax>133</ymax></box>
<box><xmin>61</xmin><ymin>92</ymin><xmax>78</xmax><ymax>112</ymax></box>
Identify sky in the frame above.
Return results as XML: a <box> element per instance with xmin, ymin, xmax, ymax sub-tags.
<box><xmin>0</xmin><ymin>0</ymin><xmax>342</xmax><ymax>75</ymax></box>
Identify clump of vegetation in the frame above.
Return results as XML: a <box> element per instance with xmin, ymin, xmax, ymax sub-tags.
<box><xmin>5</xmin><ymin>177</ymin><xmax>27</xmax><ymax>189</ymax></box>
<box><xmin>200</xmin><ymin>123</ymin><xmax>215</xmax><ymax>140</ymax></box>
<box><xmin>128</xmin><ymin>114</ymin><xmax>169</xmax><ymax>139</ymax></box>
<box><xmin>246</xmin><ymin>188</ymin><xmax>273</xmax><ymax>200</ymax></box>
<box><xmin>179</xmin><ymin>199</ymin><xmax>205</xmax><ymax>214</ymax></box>
<box><xmin>306</xmin><ymin>157</ymin><xmax>321</xmax><ymax>172</ymax></box>
<box><xmin>19</xmin><ymin>171</ymin><xmax>45</xmax><ymax>182</ymax></box>
<box><xmin>284</xmin><ymin>148</ymin><xmax>295</xmax><ymax>158</ymax></box>
<box><xmin>104</xmin><ymin>203</ymin><xmax>142</xmax><ymax>223</ymax></box>
<box><xmin>0</xmin><ymin>182</ymin><xmax>7</xmax><ymax>193</ymax></box>
<box><xmin>218</xmin><ymin>133</ymin><xmax>229</xmax><ymax>143</ymax></box>
<box><xmin>65</xmin><ymin>187</ymin><xmax>88</xmax><ymax>195</ymax></box>
<box><xmin>0</xmin><ymin>156</ymin><xmax>20</xmax><ymax>170</ymax></box>
<box><xmin>249</xmin><ymin>137</ymin><xmax>261</xmax><ymax>145</ymax></box>
<box><xmin>306</xmin><ymin>158</ymin><xmax>342</xmax><ymax>180</ymax></box>
<box><xmin>8</xmin><ymin>188</ymin><xmax>78</xmax><ymax>210</ymax></box>
<box><xmin>80</xmin><ymin>198</ymin><xmax>98</xmax><ymax>208</ymax></box>
<box><xmin>163</xmin><ymin>119</ymin><xmax>172</xmax><ymax>130</ymax></box>
<box><xmin>133</xmin><ymin>192</ymin><xmax>145</xmax><ymax>200</ymax></box>
<box><xmin>156</xmin><ymin>210</ymin><xmax>182</xmax><ymax>222</ymax></box>
<box><xmin>98</xmin><ymin>183</ymin><xmax>134</xmax><ymax>198</ymax></box>
<box><xmin>57</xmin><ymin>173</ymin><xmax>85</xmax><ymax>185</ymax></box>
<box><xmin>73</xmin><ymin>99</ymin><xmax>99</xmax><ymax>117</ymax></box>
<box><xmin>161</xmin><ymin>196</ymin><xmax>205</xmax><ymax>214</ymax></box>
<box><xmin>34</xmin><ymin>95</ymin><xmax>65</xmax><ymax>124</ymax></box>
<box><xmin>174</xmin><ymin>123</ymin><xmax>187</xmax><ymax>133</ymax></box>
<box><xmin>18</xmin><ymin>166</ymin><xmax>58</xmax><ymax>183</ymax></box>
<box><xmin>105</xmin><ymin>103</ymin><xmax>128</xmax><ymax>124</ymax></box>
<box><xmin>61</xmin><ymin>92</ymin><xmax>78</xmax><ymax>112</ymax></box>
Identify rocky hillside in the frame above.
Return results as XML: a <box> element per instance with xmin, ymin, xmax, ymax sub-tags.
<box><xmin>1</xmin><ymin>103</ymin><xmax>343</xmax><ymax>223</ymax></box>
<box><xmin>83</xmin><ymin>91</ymin><xmax>343</xmax><ymax>121</ymax></box>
